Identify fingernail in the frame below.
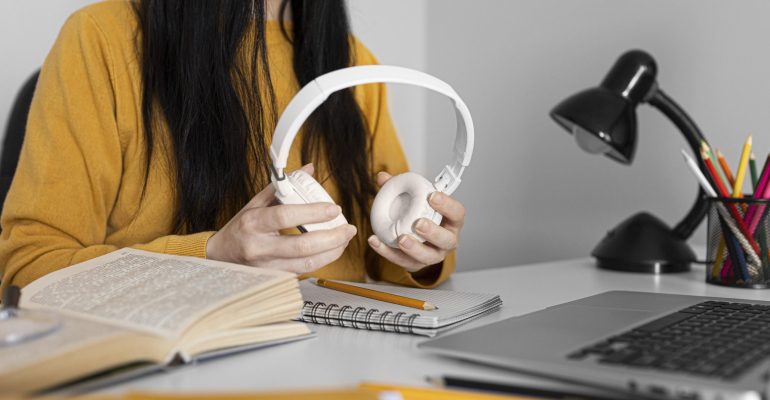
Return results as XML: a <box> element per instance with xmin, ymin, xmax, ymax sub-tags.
<box><xmin>368</xmin><ymin>235</ymin><xmax>381</xmax><ymax>248</ymax></box>
<box><xmin>415</xmin><ymin>218</ymin><xmax>429</xmax><ymax>234</ymax></box>
<box><xmin>429</xmin><ymin>192</ymin><xmax>443</xmax><ymax>205</ymax></box>
<box><xmin>399</xmin><ymin>235</ymin><xmax>414</xmax><ymax>249</ymax></box>
<box><xmin>326</xmin><ymin>205</ymin><xmax>341</xmax><ymax>218</ymax></box>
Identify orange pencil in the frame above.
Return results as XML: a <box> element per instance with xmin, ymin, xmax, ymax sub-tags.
<box><xmin>315</xmin><ymin>279</ymin><xmax>437</xmax><ymax>311</ymax></box>
<box><xmin>716</xmin><ymin>149</ymin><xmax>736</xmax><ymax>188</ymax></box>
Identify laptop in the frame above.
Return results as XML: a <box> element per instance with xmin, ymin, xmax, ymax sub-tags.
<box><xmin>419</xmin><ymin>291</ymin><xmax>770</xmax><ymax>400</ymax></box>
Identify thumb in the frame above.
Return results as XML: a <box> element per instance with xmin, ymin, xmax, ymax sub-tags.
<box><xmin>299</xmin><ymin>163</ymin><xmax>315</xmax><ymax>176</ymax></box>
<box><xmin>376</xmin><ymin>171</ymin><xmax>393</xmax><ymax>188</ymax></box>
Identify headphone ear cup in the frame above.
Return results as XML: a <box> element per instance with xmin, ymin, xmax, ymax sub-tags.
<box><xmin>370</xmin><ymin>172</ymin><xmax>440</xmax><ymax>248</ymax></box>
<box><xmin>274</xmin><ymin>170</ymin><xmax>348</xmax><ymax>231</ymax></box>
<box><xmin>288</xmin><ymin>170</ymin><xmax>334</xmax><ymax>204</ymax></box>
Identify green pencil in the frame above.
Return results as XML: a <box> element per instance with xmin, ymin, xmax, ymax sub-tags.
<box><xmin>750</xmin><ymin>152</ymin><xmax>758</xmax><ymax>192</ymax></box>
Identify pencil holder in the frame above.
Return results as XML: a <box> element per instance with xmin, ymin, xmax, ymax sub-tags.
<box><xmin>706</xmin><ymin>197</ymin><xmax>770</xmax><ymax>288</ymax></box>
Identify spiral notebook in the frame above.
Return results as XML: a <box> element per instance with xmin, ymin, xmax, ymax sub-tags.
<box><xmin>298</xmin><ymin>279</ymin><xmax>502</xmax><ymax>337</ymax></box>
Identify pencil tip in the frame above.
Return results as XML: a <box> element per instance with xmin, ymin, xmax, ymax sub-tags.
<box><xmin>747</xmin><ymin>135</ymin><xmax>753</xmax><ymax>144</ymax></box>
<box><xmin>425</xmin><ymin>303</ymin><xmax>438</xmax><ymax>311</ymax></box>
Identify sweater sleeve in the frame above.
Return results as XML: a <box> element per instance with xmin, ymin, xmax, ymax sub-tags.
<box><xmin>354</xmin><ymin>41</ymin><xmax>455</xmax><ymax>288</ymax></box>
<box><xmin>0</xmin><ymin>11</ymin><xmax>213</xmax><ymax>289</ymax></box>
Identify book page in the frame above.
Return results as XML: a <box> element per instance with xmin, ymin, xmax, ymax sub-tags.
<box><xmin>0</xmin><ymin>312</ymin><xmax>126</xmax><ymax>375</ymax></box>
<box><xmin>21</xmin><ymin>249</ymin><xmax>291</xmax><ymax>338</ymax></box>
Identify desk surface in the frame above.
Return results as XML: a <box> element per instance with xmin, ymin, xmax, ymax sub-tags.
<box><xmin>103</xmin><ymin>257</ymin><xmax>770</xmax><ymax>394</ymax></box>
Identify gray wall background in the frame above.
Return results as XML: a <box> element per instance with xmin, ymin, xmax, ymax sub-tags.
<box><xmin>2</xmin><ymin>1</ymin><xmax>769</xmax><ymax>272</ymax></box>
<box><xmin>423</xmin><ymin>0</ymin><xmax>770</xmax><ymax>270</ymax></box>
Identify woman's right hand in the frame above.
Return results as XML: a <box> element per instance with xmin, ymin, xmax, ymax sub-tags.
<box><xmin>206</xmin><ymin>164</ymin><xmax>357</xmax><ymax>274</ymax></box>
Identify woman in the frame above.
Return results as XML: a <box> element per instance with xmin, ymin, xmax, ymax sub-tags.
<box><xmin>0</xmin><ymin>0</ymin><xmax>465</xmax><ymax>289</ymax></box>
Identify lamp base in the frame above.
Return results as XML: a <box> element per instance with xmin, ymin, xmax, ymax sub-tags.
<box><xmin>592</xmin><ymin>212</ymin><xmax>695</xmax><ymax>274</ymax></box>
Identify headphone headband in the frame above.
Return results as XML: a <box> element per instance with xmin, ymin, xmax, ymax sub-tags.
<box><xmin>270</xmin><ymin>65</ymin><xmax>474</xmax><ymax>195</ymax></box>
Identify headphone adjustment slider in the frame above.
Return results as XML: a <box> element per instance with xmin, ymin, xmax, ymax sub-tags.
<box><xmin>434</xmin><ymin>165</ymin><xmax>461</xmax><ymax>194</ymax></box>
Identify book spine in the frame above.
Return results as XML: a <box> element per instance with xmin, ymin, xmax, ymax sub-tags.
<box><xmin>300</xmin><ymin>301</ymin><xmax>421</xmax><ymax>334</ymax></box>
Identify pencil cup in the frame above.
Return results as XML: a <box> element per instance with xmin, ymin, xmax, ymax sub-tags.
<box><xmin>706</xmin><ymin>197</ymin><xmax>770</xmax><ymax>288</ymax></box>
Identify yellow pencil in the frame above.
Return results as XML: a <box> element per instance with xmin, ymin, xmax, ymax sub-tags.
<box><xmin>732</xmin><ymin>134</ymin><xmax>753</xmax><ymax>197</ymax></box>
<box><xmin>713</xmin><ymin>135</ymin><xmax>753</xmax><ymax>281</ymax></box>
<box><xmin>315</xmin><ymin>279</ymin><xmax>437</xmax><ymax>311</ymax></box>
<box><xmin>359</xmin><ymin>382</ymin><xmax>526</xmax><ymax>400</ymax></box>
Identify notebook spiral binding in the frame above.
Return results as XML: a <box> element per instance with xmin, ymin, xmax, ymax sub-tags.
<box><xmin>301</xmin><ymin>301</ymin><xmax>421</xmax><ymax>334</ymax></box>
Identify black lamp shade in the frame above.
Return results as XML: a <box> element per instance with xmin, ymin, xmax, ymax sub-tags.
<box><xmin>548</xmin><ymin>49</ymin><xmax>710</xmax><ymax>274</ymax></box>
<box><xmin>550</xmin><ymin>50</ymin><xmax>660</xmax><ymax>165</ymax></box>
<box><xmin>551</xmin><ymin>87</ymin><xmax>637</xmax><ymax>164</ymax></box>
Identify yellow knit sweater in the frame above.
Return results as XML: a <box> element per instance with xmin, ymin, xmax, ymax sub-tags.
<box><xmin>0</xmin><ymin>1</ymin><xmax>454</xmax><ymax>289</ymax></box>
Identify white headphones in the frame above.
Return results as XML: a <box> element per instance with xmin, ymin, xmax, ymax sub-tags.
<box><xmin>270</xmin><ymin>65</ymin><xmax>474</xmax><ymax>247</ymax></box>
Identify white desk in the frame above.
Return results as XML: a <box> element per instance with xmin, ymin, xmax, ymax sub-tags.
<box><xmin>103</xmin><ymin>258</ymin><xmax>770</xmax><ymax>394</ymax></box>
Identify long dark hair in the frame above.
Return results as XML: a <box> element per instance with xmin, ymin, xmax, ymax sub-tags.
<box><xmin>134</xmin><ymin>1</ymin><xmax>377</xmax><ymax>254</ymax></box>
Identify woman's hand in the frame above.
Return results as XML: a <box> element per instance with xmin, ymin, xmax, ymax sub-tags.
<box><xmin>206</xmin><ymin>164</ymin><xmax>358</xmax><ymax>274</ymax></box>
<box><xmin>367</xmin><ymin>171</ymin><xmax>466</xmax><ymax>273</ymax></box>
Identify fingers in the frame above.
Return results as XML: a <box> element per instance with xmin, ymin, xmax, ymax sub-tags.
<box><xmin>395</xmin><ymin>234</ymin><xmax>445</xmax><ymax>266</ymax></box>
<box><xmin>429</xmin><ymin>192</ymin><xmax>465</xmax><ymax>232</ymax></box>
<box><xmin>376</xmin><ymin>171</ymin><xmax>392</xmax><ymax>187</ymax></box>
<box><xmin>267</xmin><ymin>224</ymin><xmax>357</xmax><ymax>258</ymax></box>
<box><xmin>413</xmin><ymin>218</ymin><xmax>457</xmax><ymax>251</ymax></box>
<box><xmin>368</xmin><ymin>234</ymin><xmax>446</xmax><ymax>272</ymax></box>
<box><xmin>298</xmin><ymin>163</ymin><xmax>315</xmax><ymax>176</ymax></box>
<box><xmin>258</xmin><ymin>242</ymin><xmax>349</xmax><ymax>274</ymax></box>
<box><xmin>375</xmin><ymin>171</ymin><xmax>465</xmax><ymax>233</ymax></box>
<box><xmin>368</xmin><ymin>235</ymin><xmax>425</xmax><ymax>272</ymax></box>
<box><xmin>244</xmin><ymin>202</ymin><xmax>343</xmax><ymax>232</ymax></box>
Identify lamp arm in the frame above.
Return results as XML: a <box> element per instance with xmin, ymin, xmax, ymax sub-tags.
<box><xmin>647</xmin><ymin>89</ymin><xmax>709</xmax><ymax>240</ymax></box>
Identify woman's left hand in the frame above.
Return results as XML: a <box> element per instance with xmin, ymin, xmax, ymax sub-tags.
<box><xmin>367</xmin><ymin>171</ymin><xmax>466</xmax><ymax>273</ymax></box>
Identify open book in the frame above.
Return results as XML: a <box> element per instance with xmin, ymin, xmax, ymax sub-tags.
<box><xmin>0</xmin><ymin>249</ymin><xmax>311</xmax><ymax>394</ymax></box>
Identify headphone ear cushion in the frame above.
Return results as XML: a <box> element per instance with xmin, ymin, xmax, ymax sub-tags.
<box><xmin>370</xmin><ymin>172</ymin><xmax>440</xmax><ymax>248</ymax></box>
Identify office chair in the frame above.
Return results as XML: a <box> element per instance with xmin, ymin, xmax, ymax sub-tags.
<box><xmin>1</xmin><ymin>70</ymin><xmax>40</xmax><ymax>209</ymax></box>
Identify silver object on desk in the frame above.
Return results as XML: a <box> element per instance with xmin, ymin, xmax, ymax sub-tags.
<box><xmin>0</xmin><ymin>285</ymin><xmax>60</xmax><ymax>347</ymax></box>
<box><xmin>420</xmin><ymin>291</ymin><xmax>770</xmax><ymax>400</ymax></box>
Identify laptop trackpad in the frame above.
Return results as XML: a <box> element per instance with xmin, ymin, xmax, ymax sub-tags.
<box><xmin>424</xmin><ymin>305</ymin><xmax>657</xmax><ymax>362</ymax></box>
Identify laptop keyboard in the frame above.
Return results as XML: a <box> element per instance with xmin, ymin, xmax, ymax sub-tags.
<box><xmin>568</xmin><ymin>301</ymin><xmax>770</xmax><ymax>380</ymax></box>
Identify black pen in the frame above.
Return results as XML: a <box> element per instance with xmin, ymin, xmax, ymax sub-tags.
<box><xmin>427</xmin><ymin>375</ymin><xmax>632</xmax><ymax>400</ymax></box>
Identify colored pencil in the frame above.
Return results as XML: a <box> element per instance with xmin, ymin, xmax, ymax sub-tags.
<box><xmin>750</xmin><ymin>153</ymin><xmax>759</xmax><ymax>191</ymax></box>
<box><xmin>682</xmin><ymin>150</ymin><xmax>727</xmax><ymax>281</ymax></box>
<box><xmin>425</xmin><ymin>376</ymin><xmax>621</xmax><ymax>400</ymax></box>
<box><xmin>717</xmin><ymin>149</ymin><xmax>736</xmax><ymax>188</ymax></box>
<box><xmin>731</xmin><ymin>135</ymin><xmax>752</xmax><ymax>198</ymax></box>
<box><xmin>745</xmin><ymin>154</ymin><xmax>770</xmax><ymax>234</ymax></box>
<box><xmin>700</xmin><ymin>146</ymin><xmax>761</xmax><ymax>256</ymax></box>
<box><xmin>681</xmin><ymin>150</ymin><xmax>716</xmax><ymax>196</ymax></box>
<box><xmin>364</xmin><ymin>381</ymin><xmax>532</xmax><ymax>400</ymax></box>
<box><xmin>720</xmin><ymin>136</ymin><xmax>754</xmax><ymax>273</ymax></box>
<box><xmin>315</xmin><ymin>278</ymin><xmax>437</xmax><ymax>311</ymax></box>
<box><xmin>724</xmin><ymin>217</ymin><xmax>750</xmax><ymax>282</ymax></box>
<box><xmin>702</xmin><ymin>141</ymin><xmax>730</xmax><ymax>189</ymax></box>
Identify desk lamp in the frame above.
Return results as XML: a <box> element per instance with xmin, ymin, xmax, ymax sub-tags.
<box><xmin>550</xmin><ymin>49</ymin><xmax>709</xmax><ymax>273</ymax></box>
